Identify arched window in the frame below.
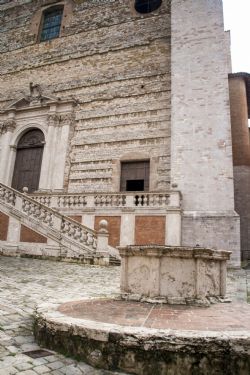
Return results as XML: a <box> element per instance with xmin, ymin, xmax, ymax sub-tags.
<box><xmin>134</xmin><ymin>0</ymin><xmax>162</xmax><ymax>14</ymax></box>
<box><xmin>12</xmin><ymin>129</ymin><xmax>45</xmax><ymax>193</ymax></box>
<box><xmin>40</xmin><ymin>5</ymin><xmax>64</xmax><ymax>42</ymax></box>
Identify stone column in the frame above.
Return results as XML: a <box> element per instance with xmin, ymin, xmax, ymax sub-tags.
<box><xmin>0</xmin><ymin>117</ymin><xmax>16</xmax><ymax>185</ymax></box>
<box><xmin>51</xmin><ymin>112</ymin><xmax>74</xmax><ymax>191</ymax></box>
<box><xmin>120</xmin><ymin>213</ymin><xmax>135</xmax><ymax>246</ymax></box>
<box><xmin>166</xmin><ymin>211</ymin><xmax>181</xmax><ymax>246</ymax></box>
<box><xmin>39</xmin><ymin>113</ymin><xmax>58</xmax><ymax>190</ymax></box>
<box><xmin>39</xmin><ymin>111</ymin><xmax>74</xmax><ymax>191</ymax></box>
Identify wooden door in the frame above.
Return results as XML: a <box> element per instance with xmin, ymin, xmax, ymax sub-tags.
<box><xmin>12</xmin><ymin>129</ymin><xmax>45</xmax><ymax>193</ymax></box>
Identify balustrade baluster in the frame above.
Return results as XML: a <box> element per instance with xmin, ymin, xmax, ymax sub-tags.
<box><xmin>81</xmin><ymin>231</ymin><xmax>88</xmax><ymax>244</ymax></box>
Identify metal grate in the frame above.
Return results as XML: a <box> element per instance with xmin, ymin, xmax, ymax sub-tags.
<box><xmin>23</xmin><ymin>349</ymin><xmax>54</xmax><ymax>359</ymax></box>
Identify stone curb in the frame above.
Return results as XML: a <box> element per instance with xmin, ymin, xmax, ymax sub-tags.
<box><xmin>33</xmin><ymin>299</ymin><xmax>250</xmax><ymax>375</ymax></box>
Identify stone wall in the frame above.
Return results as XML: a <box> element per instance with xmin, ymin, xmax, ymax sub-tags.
<box><xmin>171</xmin><ymin>0</ymin><xmax>240</xmax><ymax>266</ymax></box>
<box><xmin>0</xmin><ymin>0</ymin><xmax>171</xmax><ymax>193</ymax></box>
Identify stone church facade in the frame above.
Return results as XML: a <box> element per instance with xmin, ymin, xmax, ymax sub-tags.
<box><xmin>0</xmin><ymin>0</ymin><xmax>242</xmax><ymax>266</ymax></box>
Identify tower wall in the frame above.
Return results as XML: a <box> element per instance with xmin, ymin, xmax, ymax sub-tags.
<box><xmin>171</xmin><ymin>0</ymin><xmax>240</xmax><ymax>266</ymax></box>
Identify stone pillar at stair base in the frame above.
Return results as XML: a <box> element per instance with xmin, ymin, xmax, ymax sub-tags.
<box><xmin>96</xmin><ymin>219</ymin><xmax>110</xmax><ymax>265</ymax></box>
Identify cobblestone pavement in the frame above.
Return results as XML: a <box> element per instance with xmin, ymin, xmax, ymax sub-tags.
<box><xmin>0</xmin><ymin>256</ymin><xmax>126</xmax><ymax>375</ymax></box>
<box><xmin>0</xmin><ymin>256</ymin><xmax>249</xmax><ymax>375</ymax></box>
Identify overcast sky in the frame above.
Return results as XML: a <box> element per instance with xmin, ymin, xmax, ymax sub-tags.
<box><xmin>223</xmin><ymin>0</ymin><xmax>250</xmax><ymax>73</ymax></box>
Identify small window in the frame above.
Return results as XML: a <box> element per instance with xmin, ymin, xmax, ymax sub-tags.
<box><xmin>121</xmin><ymin>161</ymin><xmax>149</xmax><ymax>192</ymax></box>
<box><xmin>40</xmin><ymin>6</ymin><xmax>63</xmax><ymax>42</ymax></box>
<box><xmin>134</xmin><ymin>0</ymin><xmax>162</xmax><ymax>14</ymax></box>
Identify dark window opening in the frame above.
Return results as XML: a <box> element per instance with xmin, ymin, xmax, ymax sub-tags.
<box><xmin>40</xmin><ymin>6</ymin><xmax>63</xmax><ymax>42</ymax></box>
<box><xmin>120</xmin><ymin>161</ymin><xmax>149</xmax><ymax>192</ymax></box>
<box><xmin>135</xmin><ymin>0</ymin><xmax>162</xmax><ymax>14</ymax></box>
<box><xmin>126</xmin><ymin>180</ymin><xmax>144</xmax><ymax>191</ymax></box>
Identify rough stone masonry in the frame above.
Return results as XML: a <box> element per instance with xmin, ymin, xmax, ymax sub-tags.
<box><xmin>0</xmin><ymin>0</ymin><xmax>241</xmax><ymax>266</ymax></box>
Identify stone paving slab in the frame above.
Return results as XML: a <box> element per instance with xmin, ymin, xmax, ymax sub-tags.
<box><xmin>0</xmin><ymin>256</ymin><xmax>126</xmax><ymax>374</ymax></box>
<box><xmin>0</xmin><ymin>256</ymin><xmax>249</xmax><ymax>374</ymax></box>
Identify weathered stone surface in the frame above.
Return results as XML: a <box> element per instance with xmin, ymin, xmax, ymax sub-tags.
<box><xmin>0</xmin><ymin>0</ymin><xmax>171</xmax><ymax>193</ymax></box>
<box><xmin>34</xmin><ymin>301</ymin><xmax>250</xmax><ymax>375</ymax></box>
<box><xmin>0</xmin><ymin>256</ymin><xmax>124</xmax><ymax>375</ymax></box>
<box><xmin>0</xmin><ymin>0</ymin><xmax>242</xmax><ymax>265</ymax></box>
<box><xmin>118</xmin><ymin>245</ymin><xmax>230</xmax><ymax>304</ymax></box>
<box><xmin>171</xmin><ymin>0</ymin><xmax>241</xmax><ymax>266</ymax></box>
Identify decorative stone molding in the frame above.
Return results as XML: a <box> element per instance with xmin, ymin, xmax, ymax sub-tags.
<box><xmin>0</xmin><ymin>119</ymin><xmax>16</xmax><ymax>135</ymax></box>
<box><xmin>47</xmin><ymin>114</ymin><xmax>60</xmax><ymax>127</ymax></box>
<box><xmin>60</xmin><ymin>112</ymin><xmax>75</xmax><ymax>126</ymax></box>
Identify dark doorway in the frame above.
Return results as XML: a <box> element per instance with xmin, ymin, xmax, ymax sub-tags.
<box><xmin>120</xmin><ymin>161</ymin><xmax>149</xmax><ymax>192</ymax></box>
<box><xmin>135</xmin><ymin>0</ymin><xmax>162</xmax><ymax>14</ymax></box>
<box><xmin>12</xmin><ymin>129</ymin><xmax>45</xmax><ymax>193</ymax></box>
<box><xmin>126</xmin><ymin>179</ymin><xmax>144</xmax><ymax>191</ymax></box>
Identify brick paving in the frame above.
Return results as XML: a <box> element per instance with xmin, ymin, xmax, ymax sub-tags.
<box><xmin>0</xmin><ymin>256</ymin><xmax>249</xmax><ymax>374</ymax></box>
<box><xmin>58</xmin><ymin>298</ymin><xmax>250</xmax><ymax>331</ymax></box>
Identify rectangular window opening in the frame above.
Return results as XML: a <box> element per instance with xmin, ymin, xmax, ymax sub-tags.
<box><xmin>120</xmin><ymin>160</ymin><xmax>149</xmax><ymax>192</ymax></box>
<box><xmin>40</xmin><ymin>7</ymin><xmax>63</xmax><ymax>42</ymax></box>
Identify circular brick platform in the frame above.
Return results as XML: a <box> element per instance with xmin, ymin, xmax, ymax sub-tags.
<box><xmin>58</xmin><ymin>298</ymin><xmax>250</xmax><ymax>331</ymax></box>
<box><xmin>34</xmin><ymin>298</ymin><xmax>250</xmax><ymax>375</ymax></box>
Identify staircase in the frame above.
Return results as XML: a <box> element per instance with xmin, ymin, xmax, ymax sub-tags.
<box><xmin>0</xmin><ymin>183</ymin><xmax>120</xmax><ymax>265</ymax></box>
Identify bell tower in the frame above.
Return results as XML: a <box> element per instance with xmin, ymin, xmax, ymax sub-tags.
<box><xmin>171</xmin><ymin>0</ymin><xmax>240</xmax><ymax>266</ymax></box>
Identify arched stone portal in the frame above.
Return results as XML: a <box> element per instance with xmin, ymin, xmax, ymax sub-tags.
<box><xmin>12</xmin><ymin>129</ymin><xmax>45</xmax><ymax>193</ymax></box>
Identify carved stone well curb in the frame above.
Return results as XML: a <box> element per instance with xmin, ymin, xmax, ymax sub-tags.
<box><xmin>118</xmin><ymin>245</ymin><xmax>231</xmax><ymax>305</ymax></box>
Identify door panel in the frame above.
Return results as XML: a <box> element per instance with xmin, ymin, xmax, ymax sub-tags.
<box><xmin>12</xmin><ymin>129</ymin><xmax>44</xmax><ymax>193</ymax></box>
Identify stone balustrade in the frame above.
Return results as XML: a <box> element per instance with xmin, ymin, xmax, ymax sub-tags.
<box><xmin>0</xmin><ymin>182</ymin><xmax>112</xmax><ymax>258</ymax></box>
<box><xmin>30</xmin><ymin>191</ymin><xmax>181</xmax><ymax>210</ymax></box>
<box><xmin>29</xmin><ymin>190</ymin><xmax>182</xmax><ymax>249</ymax></box>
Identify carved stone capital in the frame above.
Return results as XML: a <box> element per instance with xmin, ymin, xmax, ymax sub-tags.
<box><xmin>0</xmin><ymin>119</ymin><xmax>16</xmax><ymax>135</ymax></box>
<box><xmin>60</xmin><ymin>112</ymin><xmax>75</xmax><ymax>126</ymax></box>
<box><xmin>47</xmin><ymin>114</ymin><xmax>60</xmax><ymax>127</ymax></box>
<box><xmin>47</xmin><ymin>112</ymin><xmax>75</xmax><ymax>127</ymax></box>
